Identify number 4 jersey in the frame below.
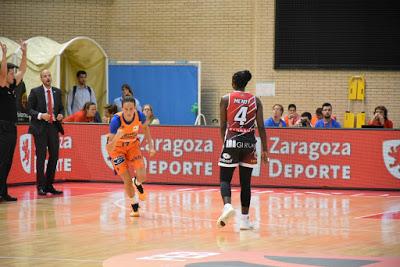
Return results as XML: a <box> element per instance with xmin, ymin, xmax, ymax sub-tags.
<box><xmin>225</xmin><ymin>90</ymin><xmax>257</xmax><ymax>141</ymax></box>
<box><xmin>219</xmin><ymin>90</ymin><xmax>258</xmax><ymax>168</ymax></box>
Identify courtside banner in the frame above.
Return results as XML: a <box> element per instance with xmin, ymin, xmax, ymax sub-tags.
<box><xmin>9</xmin><ymin>125</ymin><xmax>400</xmax><ymax>190</ymax></box>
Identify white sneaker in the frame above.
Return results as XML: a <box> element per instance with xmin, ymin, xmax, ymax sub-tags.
<box><xmin>240</xmin><ymin>215</ymin><xmax>254</xmax><ymax>230</ymax></box>
<box><xmin>217</xmin><ymin>204</ymin><xmax>235</xmax><ymax>228</ymax></box>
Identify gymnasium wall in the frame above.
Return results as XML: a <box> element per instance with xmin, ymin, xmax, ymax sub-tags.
<box><xmin>0</xmin><ymin>0</ymin><xmax>399</xmax><ymax>126</ymax></box>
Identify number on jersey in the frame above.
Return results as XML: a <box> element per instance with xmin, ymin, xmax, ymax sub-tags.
<box><xmin>234</xmin><ymin>106</ymin><xmax>248</xmax><ymax>125</ymax></box>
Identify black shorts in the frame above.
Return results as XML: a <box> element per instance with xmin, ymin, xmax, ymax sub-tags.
<box><xmin>218</xmin><ymin>139</ymin><xmax>257</xmax><ymax>168</ymax></box>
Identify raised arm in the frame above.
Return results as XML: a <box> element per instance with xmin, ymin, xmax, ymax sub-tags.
<box><xmin>15</xmin><ymin>41</ymin><xmax>27</xmax><ymax>85</ymax></box>
<box><xmin>0</xmin><ymin>42</ymin><xmax>7</xmax><ymax>86</ymax></box>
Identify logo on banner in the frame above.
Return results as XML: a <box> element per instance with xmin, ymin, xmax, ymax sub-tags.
<box><xmin>383</xmin><ymin>140</ymin><xmax>400</xmax><ymax>179</ymax></box>
<box><xmin>19</xmin><ymin>134</ymin><xmax>32</xmax><ymax>174</ymax></box>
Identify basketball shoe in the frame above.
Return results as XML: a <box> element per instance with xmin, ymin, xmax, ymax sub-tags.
<box><xmin>132</xmin><ymin>177</ymin><xmax>146</xmax><ymax>201</ymax></box>
<box><xmin>130</xmin><ymin>203</ymin><xmax>140</xmax><ymax>217</ymax></box>
<box><xmin>217</xmin><ymin>203</ymin><xmax>235</xmax><ymax>228</ymax></box>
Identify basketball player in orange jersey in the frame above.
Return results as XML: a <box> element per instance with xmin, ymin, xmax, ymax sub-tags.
<box><xmin>217</xmin><ymin>70</ymin><xmax>268</xmax><ymax>230</ymax></box>
<box><xmin>106</xmin><ymin>96</ymin><xmax>156</xmax><ymax>217</ymax></box>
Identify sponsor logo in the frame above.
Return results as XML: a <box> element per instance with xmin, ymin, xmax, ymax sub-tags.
<box><xmin>19</xmin><ymin>134</ymin><xmax>32</xmax><ymax>174</ymax></box>
<box><xmin>383</xmin><ymin>140</ymin><xmax>400</xmax><ymax>179</ymax></box>
<box><xmin>222</xmin><ymin>153</ymin><xmax>231</xmax><ymax>159</ymax></box>
<box><xmin>113</xmin><ymin>156</ymin><xmax>125</xmax><ymax>165</ymax></box>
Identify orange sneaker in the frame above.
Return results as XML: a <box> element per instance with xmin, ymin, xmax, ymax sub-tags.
<box><xmin>132</xmin><ymin>177</ymin><xmax>146</xmax><ymax>201</ymax></box>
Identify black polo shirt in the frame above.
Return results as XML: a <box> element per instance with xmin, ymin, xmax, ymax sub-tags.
<box><xmin>0</xmin><ymin>80</ymin><xmax>17</xmax><ymax>123</ymax></box>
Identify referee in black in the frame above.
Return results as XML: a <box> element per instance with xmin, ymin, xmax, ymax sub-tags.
<box><xmin>0</xmin><ymin>41</ymin><xmax>27</xmax><ymax>202</ymax></box>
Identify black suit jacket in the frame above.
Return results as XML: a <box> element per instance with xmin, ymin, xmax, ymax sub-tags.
<box><xmin>27</xmin><ymin>85</ymin><xmax>65</xmax><ymax>135</ymax></box>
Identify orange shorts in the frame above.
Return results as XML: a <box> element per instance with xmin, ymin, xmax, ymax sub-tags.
<box><xmin>108</xmin><ymin>140</ymin><xmax>144</xmax><ymax>175</ymax></box>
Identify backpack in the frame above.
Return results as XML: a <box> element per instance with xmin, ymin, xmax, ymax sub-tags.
<box><xmin>71</xmin><ymin>85</ymin><xmax>92</xmax><ymax>111</ymax></box>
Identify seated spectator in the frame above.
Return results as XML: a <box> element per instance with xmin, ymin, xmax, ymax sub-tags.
<box><xmin>63</xmin><ymin>102</ymin><xmax>100</xmax><ymax>123</ymax></box>
<box><xmin>294</xmin><ymin>112</ymin><xmax>312</xmax><ymax>127</ymax></box>
<box><xmin>102</xmin><ymin>104</ymin><xmax>118</xmax><ymax>123</ymax></box>
<box><xmin>284</xmin><ymin>104</ymin><xmax>301</xmax><ymax>127</ymax></box>
<box><xmin>113</xmin><ymin>83</ymin><xmax>141</xmax><ymax>112</ymax></box>
<box><xmin>315</xmin><ymin>103</ymin><xmax>341</xmax><ymax>128</ymax></box>
<box><xmin>264</xmin><ymin>104</ymin><xmax>287</xmax><ymax>127</ymax></box>
<box><xmin>368</xmin><ymin>105</ymin><xmax>393</xmax><ymax>128</ymax></box>
<box><xmin>142</xmin><ymin>104</ymin><xmax>160</xmax><ymax>125</ymax></box>
<box><xmin>311</xmin><ymin>107</ymin><xmax>323</xmax><ymax>127</ymax></box>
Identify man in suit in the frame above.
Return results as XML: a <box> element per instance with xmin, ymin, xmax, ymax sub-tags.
<box><xmin>28</xmin><ymin>69</ymin><xmax>64</xmax><ymax>196</ymax></box>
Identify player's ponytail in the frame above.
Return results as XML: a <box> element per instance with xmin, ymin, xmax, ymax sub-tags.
<box><xmin>232</xmin><ymin>70</ymin><xmax>252</xmax><ymax>90</ymax></box>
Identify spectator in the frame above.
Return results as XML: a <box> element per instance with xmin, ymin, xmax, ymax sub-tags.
<box><xmin>295</xmin><ymin>112</ymin><xmax>312</xmax><ymax>127</ymax></box>
<box><xmin>66</xmin><ymin>70</ymin><xmax>97</xmax><ymax>115</ymax></box>
<box><xmin>64</xmin><ymin>102</ymin><xmax>100</xmax><ymax>123</ymax></box>
<box><xmin>264</xmin><ymin>104</ymin><xmax>286</xmax><ymax>127</ymax></box>
<box><xmin>17</xmin><ymin>93</ymin><xmax>29</xmax><ymax>123</ymax></box>
<box><xmin>114</xmin><ymin>83</ymin><xmax>141</xmax><ymax>112</ymax></box>
<box><xmin>284</xmin><ymin>104</ymin><xmax>301</xmax><ymax>127</ymax></box>
<box><xmin>102</xmin><ymin>104</ymin><xmax>118</xmax><ymax>123</ymax></box>
<box><xmin>311</xmin><ymin>107</ymin><xmax>323</xmax><ymax>127</ymax></box>
<box><xmin>368</xmin><ymin>105</ymin><xmax>393</xmax><ymax>128</ymax></box>
<box><xmin>142</xmin><ymin>104</ymin><xmax>160</xmax><ymax>125</ymax></box>
<box><xmin>315</xmin><ymin>103</ymin><xmax>341</xmax><ymax>128</ymax></box>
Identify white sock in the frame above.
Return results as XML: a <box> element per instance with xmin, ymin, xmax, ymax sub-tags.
<box><xmin>134</xmin><ymin>177</ymin><xmax>141</xmax><ymax>186</ymax></box>
<box><xmin>224</xmin><ymin>203</ymin><xmax>232</xmax><ymax>210</ymax></box>
<box><xmin>241</xmin><ymin>214</ymin><xmax>249</xmax><ymax>220</ymax></box>
<box><xmin>131</xmin><ymin>194</ymin><xmax>139</xmax><ymax>204</ymax></box>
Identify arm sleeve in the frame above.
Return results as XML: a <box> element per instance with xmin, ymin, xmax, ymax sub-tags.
<box><xmin>264</xmin><ymin>118</ymin><xmax>272</xmax><ymax>127</ymax></box>
<box><xmin>90</xmin><ymin>88</ymin><xmax>97</xmax><ymax>104</ymax></box>
<box><xmin>138</xmin><ymin>110</ymin><xmax>146</xmax><ymax>124</ymax></box>
<box><xmin>63</xmin><ymin>114</ymin><xmax>75</xmax><ymax>122</ymax></box>
<box><xmin>135</xmin><ymin>98</ymin><xmax>142</xmax><ymax>111</ymax></box>
<box><xmin>66</xmin><ymin>89</ymin><xmax>73</xmax><ymax>115</ymax></box>
<box><xmin>109</xmin><ymin>115</ymin><xmax>121</xmax><ymax>134</ymax></box>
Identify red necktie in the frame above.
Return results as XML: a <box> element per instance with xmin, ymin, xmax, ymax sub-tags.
<box><xmin>47</xmin><ymin>89</ymin><xmax>54</xmax><ymax>123</ymax></box>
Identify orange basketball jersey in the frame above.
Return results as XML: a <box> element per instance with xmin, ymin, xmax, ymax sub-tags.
<box><xmin>115</xmin><ymin>111</ymin><xmax>142</xmax><ymax>147</ymax></box>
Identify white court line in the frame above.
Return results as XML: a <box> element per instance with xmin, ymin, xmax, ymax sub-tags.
<box><xmin>175</xmin><ymin>188</ymin><xmax>197</xmax><ymax>191</ymax></box>
<box><xmin>355</xmin><ymin>210</ymin><xmax>400</xmax><ymax>219</ymax></box>
<box><xmin>0</xmin><ymin>256</ymin><xmax>101</xmax><ymax>263</ymax></box>
<box><xmin>379</xmin><ymin>194</ymin><xmax>389</xmax><ymax>197</ymax></box>
<box><xmin>331</xmin><ymin>192</ymin><xmax>342</xmax><ymax>195</ymax></box>
<box><xmin>305</xmin><ymin>192</ymin><xmax>330</xmax><ymax>196</ymax></box>
<box><xmin>350</xmin><ymin>193</ymin><xmax>364</xmax><ymax>196</ymax></box>
<box><xmin>199</xmin><ymin>189</ymin><xmax>219</xmax><ymax>192</ymax></box>
<box><xmin>388</xmin><ymin>195</ymin><xmax>400</xmax><ymax>198</ymax></box>
<box><xmin>256</xmin><ymin>190</ymin><xmax>274</xmax><ymax>194</ymax></box>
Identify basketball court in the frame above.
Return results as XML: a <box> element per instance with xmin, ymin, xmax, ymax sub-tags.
<box><xmin>1</xmin><ymin>182</ymin><xmax>399</xmax><ymax>266</ymax></box>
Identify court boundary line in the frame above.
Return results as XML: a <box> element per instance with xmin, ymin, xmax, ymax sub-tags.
<box><xmin>0</xmin><ymin>256</ymin><xmax>102</xmax><ymax>263</ymax></box>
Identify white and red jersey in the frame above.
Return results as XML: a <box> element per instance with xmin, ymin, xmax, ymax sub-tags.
<box><xmin>225</xmin><ymin>90</ymin><xmax>257</xmax><ymax>141</ymax></box>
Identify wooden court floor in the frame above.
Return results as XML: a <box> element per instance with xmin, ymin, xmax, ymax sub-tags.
<box><xmin>0</xmin><ymin>182</ymin><xmax>399</xmax><ymax>267</ymax></box>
